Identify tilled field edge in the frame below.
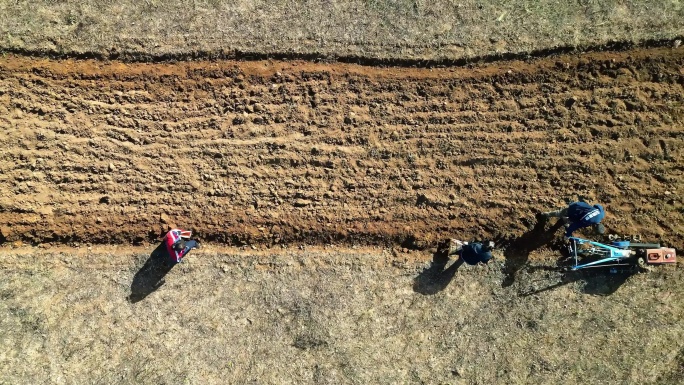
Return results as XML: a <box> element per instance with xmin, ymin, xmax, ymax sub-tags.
<box><xmin>0</xmin><ymin>37</ymin><xmax>682</xmax><ymax>66</ymax></box>
<box><xmin>1</xmin><ymin>47</ymin><xmax>683</xmax><ymax>249</ymax></box>
<box><xmin>2</xmin><ymin>0</ymin><xmax>684</xmax><ymax>62</ymax></box>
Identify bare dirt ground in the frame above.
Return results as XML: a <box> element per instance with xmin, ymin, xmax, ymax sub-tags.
<box><xmin>1</xmin><ymin>46</ymin><xmax>684</xmax><ymax>385</ymax></box>
<box><xmin>1</xmin><ymin>1</ymin><xmax>683</xmax><ymax>61</ymax></box>
<box><xmin>0</xmin><ymin>246</ymin><xmax>682</xmax><ymax>385</ymax></box>
<box><xmin>2</xmin><ymin>2</ymin><xmax>684</xmax><ymax>384</ymax></box>
<box><xmin>1</xmin><ymin>47</ymin><xmax>684</xmax><ymax>248</ymax></box>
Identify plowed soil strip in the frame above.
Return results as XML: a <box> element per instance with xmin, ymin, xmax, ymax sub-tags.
<box><xmin>1</xmin><ymin>48</ymin><xmax>683</xmax><ymax>247</ymax></box>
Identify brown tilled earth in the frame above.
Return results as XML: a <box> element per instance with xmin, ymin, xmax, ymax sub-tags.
<box><xmin>1</xmin><ymin>47</ymin><xmax>684</xmax><ymax>385</ymax></box>
<box><xmin>1</xmin><ymin>47</ymin><xmax>683</xmax><ymax>249</ymax></box>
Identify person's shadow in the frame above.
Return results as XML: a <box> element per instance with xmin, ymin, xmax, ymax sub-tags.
<box><xmin>128</xmin><ymin>241</ymin><xmax>175</xmax><ymax>303</ymax></box>
<box><xmin>499</xmin><ymin>215</ymin><xmax>565</xmax><ymax>288</ymax></box>
<box><xmin>413</xmin><ymin>240</ymin><xmax>465</xmax><ymax>295</ymax></box>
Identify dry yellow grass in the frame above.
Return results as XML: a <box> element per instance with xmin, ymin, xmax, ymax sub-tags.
<box><xmin>0</xmin><ymin>246</ymin><xmax>682</xmax><ymax>384</ymax></box>
<box><xmin>1</xmin><ymin>0</ymin><xmax>683</xmax><ymax>60</ymax></box>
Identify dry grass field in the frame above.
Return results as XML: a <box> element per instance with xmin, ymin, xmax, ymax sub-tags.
<box><xmin>0</xmin><ymin>246</ymin><xmax>683</xmax><ymax>385</ymax></box>
<box><xmin>0</xmin><ymin>1</ymin><xmax>683</xmax><ymax>60</ymax></box>
<box><xmin>1</xmin><ymin>1</ymin><xmax>684</xmax><ymax>384</ymax></box>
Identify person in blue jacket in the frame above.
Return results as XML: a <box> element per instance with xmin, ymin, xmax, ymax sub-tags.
<box><xmin>447</xmin><ymin>239</ymin><xmax>494</xmax><ymax>265</ymax></box>
<box><xmin>460</xmin><ymin>241</ymin><xmax>494</xmax><ymax>265</ymax></box>
<box><xmin>542</xmin><ymin>198</ymin><xmax>605</xmax><ymax>237</ymax></box>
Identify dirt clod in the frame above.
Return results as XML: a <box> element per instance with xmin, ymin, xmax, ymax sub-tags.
<box><xmin>294</xmin><ymin>199</ymin><xmax>312</xmax><ymax>207</ymax></box>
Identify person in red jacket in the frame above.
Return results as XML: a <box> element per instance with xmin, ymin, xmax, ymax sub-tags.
<box><xmin>165</xmin><ymin>228</ymin><xmax>199</xmax><ymax>263</ymax></box>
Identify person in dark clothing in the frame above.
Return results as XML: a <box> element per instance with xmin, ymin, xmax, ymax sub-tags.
<box><xmin>542</xmin><ymin>199</ymin><xmax>605</xmax><ymax>237</ymax></box>
<box><xmin>460</xmin><ymin>241</ymin><xmax>494</xmax><ymax>265</ymax></box>
<box><xmin>446</xmin><ymin>239</ymin><xmax>495</xmax><ymax>265</ymax></box>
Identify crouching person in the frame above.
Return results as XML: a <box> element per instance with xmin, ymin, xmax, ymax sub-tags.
<box><xmin>165</xmin><ymin>228</ymin><xmax>200</xmax><ymax>263</ymax></box>
<box><xmin>447</xmin><ymin>239</ymin><xmax>495</xmax><ymax>266</ymax></box>
<box><xmin>541</xmin><ymin>199</ymin><xmax>605</xmax><ymax>238</ymax></box>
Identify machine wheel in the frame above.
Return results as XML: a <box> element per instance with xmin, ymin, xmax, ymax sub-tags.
<box><xmin>636</xmin><ymin>256</ymin><xmax>651</xmax><ymax>272</ymax></box>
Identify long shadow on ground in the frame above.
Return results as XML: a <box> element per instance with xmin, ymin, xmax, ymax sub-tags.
<box><xmin>519</xmin><ymin>255</ymin><xmax>639</xmax><ymax>297</ymax></box>
<box><xmin>413</xmin><ymin>240</ymin><xmax>464</xmax><ymax>295</ymax></box>
<box><xmin>499</xmin><ymin>215</ymin><xmax>638</xmax><ymax>295</ymax></box>
<box><xmin>500</xmin><ymin>217</ymin><xmax>565</xmax><ymax>288</ymax></box>
<box><xmin>128</xmin><ymin>242</ymin><xmax>174</xmax><ymax>303</ymax></box>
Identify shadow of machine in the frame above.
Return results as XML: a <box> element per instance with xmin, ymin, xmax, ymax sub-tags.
<box><xmin>520</xmin><ymin>235</ymin><xmax>676</xmax><ymax>296</ymax></box>
<box><xmin>520</xmin><ymin>264</ymin><xmax>639</xmax><ymax>297</ymax></box>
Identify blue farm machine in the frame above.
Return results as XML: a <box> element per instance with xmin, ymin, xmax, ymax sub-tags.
<box><xmin>568</xmin><ymin>236</ymin><xmax>676</xmax><ymax>272</ymax></box>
